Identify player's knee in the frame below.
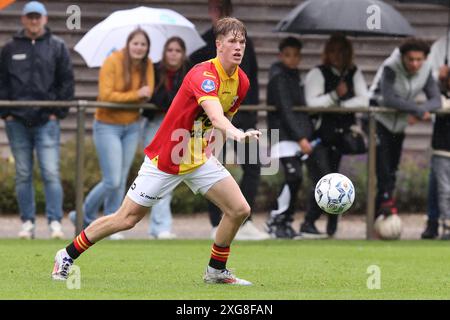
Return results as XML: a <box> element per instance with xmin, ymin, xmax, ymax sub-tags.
<box><xmin>222</xmin><ymin>202</ymin><xmax>249</xmax><ymax>221</ymax></box>
<box><xmin>234</xmin><ymin>202</ymin><xmax>251</xmax><ymax>220</ymax></box>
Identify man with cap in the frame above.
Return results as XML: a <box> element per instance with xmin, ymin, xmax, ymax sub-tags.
<box><xmin>0</xmin><ymin>1</ymin><xmax>74</xmax><ymax>239</ymax></box>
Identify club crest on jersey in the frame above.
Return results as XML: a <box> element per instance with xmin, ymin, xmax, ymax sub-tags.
<box><xmin>201</xmin><ymin>79</ymin><xmax>216</xmax><ymax>93</ymax></box>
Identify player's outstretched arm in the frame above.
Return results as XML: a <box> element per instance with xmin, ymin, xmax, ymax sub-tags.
<box><xmin>201</xmin><ymin>99</ymin><xmax>261</xmax><ymax>143</ymax></box>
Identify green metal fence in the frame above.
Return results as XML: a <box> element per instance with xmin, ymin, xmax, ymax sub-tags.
<box><xmin>1</xmin><ymin>100</ymin><xmax>448</xmax><ymax>239</ymax></box>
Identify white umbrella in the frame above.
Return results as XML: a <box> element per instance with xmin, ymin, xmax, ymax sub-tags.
<box><xmin>74</xmin><ymin>6</ymin><xmax>206</xmax><ymax>68</ymax></box>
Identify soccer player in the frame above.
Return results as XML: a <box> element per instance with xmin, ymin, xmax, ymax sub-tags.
<box><xmin>51</xmin><ymin>17</ymin><xmax>260</xmax><ymax>285</ymax></box>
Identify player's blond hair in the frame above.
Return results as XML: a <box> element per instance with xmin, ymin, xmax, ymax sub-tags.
<box><xmin>214</xmin><ymin>17</ymin><xmax>247</xmax><ymax>40</ymax></box>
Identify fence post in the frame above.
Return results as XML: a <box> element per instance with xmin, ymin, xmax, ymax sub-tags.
<box><xmin>75</xmin><ymin>100</ymin><xmax>86</xmax><ymax>236</ymax></box>
<box><xmin>366</xmin><ymin>108</ymin><xmax>377</xmax><ymax>239</ymax></box>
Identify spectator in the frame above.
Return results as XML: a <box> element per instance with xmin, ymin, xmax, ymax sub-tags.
<box><xmin>428</xmin><ymin>33</ymin><xmax>450</xmax><ymax>87</ymax></box>
<box><xmin>141</xmin><ymin>37</ymin><xmax>191</xmax><ymax>239</ymax></box>
<box><xmin>369</xmin><ymin>38</ymin><xmax>441</xmax><ymax>220</ymax></box>
<box><xmin>0</xmin><ymin>1</ymin><xmax>74</xmax><ymax>239</ymax></box>
<box><xmin>430</xmin><ymin>76</ymin><xmax>450</xmax><ymax>240</ymax></box>
<box><xmin>421</xmin><ymin>170</ymin><xmax>440</xmax><ymax>239</ymax></box>
<box><xmin>264</xmin><ymin>37</ymin><xmax>314</xmax><ymax>239</ymax></box>
<box><xmin>69</xmin><ymin>29</ymin><xmax>154</xmax><ymax>240</ymax></box>
<box><xmin>190</xmin><ymin>0</ymin><xmax>268</xmax><ymax>240</ymax></box>
<box><xmin>300</xmin><ymin>33</ymin><xmax>369</xmax><ymax>238</ymax></box>
<box><xmin>423</xmin><ymin>34</ymin><xmax>450</xmax><ymax>239</ymax></box>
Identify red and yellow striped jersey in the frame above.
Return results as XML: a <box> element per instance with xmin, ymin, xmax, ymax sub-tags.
<box><xmin>144</xmin><ymin>57</ymin><xmax>249</xmax><ymax>175</ymax></box>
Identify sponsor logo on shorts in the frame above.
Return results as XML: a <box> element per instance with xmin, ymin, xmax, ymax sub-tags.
<box><xmin>139</xmin><ymin>192</ymin><xmax>162</xmax><ymax>200</ymax></box>
<box><xmin>201</xmin><ymin>79</ymin><xmax>215</xmax><ymax>93</ymax></box>
<box><xmin>131</xmin><ymin>183</ymin><xmax>136</xmax><ymax>190</ymax></box>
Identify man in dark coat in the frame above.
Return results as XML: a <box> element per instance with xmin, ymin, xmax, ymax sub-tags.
<box><xmin>0</xmin><ymin>1</ymin><xmax>74</xmax><ymax>239</ymax></box>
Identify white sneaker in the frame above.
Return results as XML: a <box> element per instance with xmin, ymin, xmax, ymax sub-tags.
<box><xmin>109</xmin><ymin>232</ymin><xmax>125</xmax><ymax>240</ymax></box>
<box><xmin>49</xmin><ymin>220</ymin><xmax>65</xmax><ymax>239</ymax></box>
<box><xmin>18</xmin><ymin>220</ymin><xmax>35</xmax><ymax>239</ymax></box>
<box><xmin>210</xmin><ymin>226</ymin><xmax>218</xmax><ymax>240</ymax></box>
<box><xmin>203</xmin><ymin>266</ymin><xmax>252</xmax><ymax>286</ymax></box>
<box><xmin>156</xmin><ymin>231</ymin><xmax>177</xmax><ymax>239</ymax></box>
<box><xmin>51</xmin><ymin>249</ymin><xmax>73</xmax><ymax>281</ymax></box>
<box><xmin>235</xmin><ymin>221</ymin><xmax>271</xmax><ymax>240</ymax></box>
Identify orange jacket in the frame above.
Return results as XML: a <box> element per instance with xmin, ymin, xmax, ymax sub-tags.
<box><xmin>96</xmin><ymin>50</ymin><xmax>154</xmax><ymax>124</ymax></box>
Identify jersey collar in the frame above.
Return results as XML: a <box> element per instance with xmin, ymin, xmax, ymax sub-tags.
<box><xmin>211</xmin><ymin>57</ymin><xmax>239</xmax><ymax>81</ymax></box>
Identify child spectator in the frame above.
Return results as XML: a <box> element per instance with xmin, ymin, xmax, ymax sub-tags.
<box><xmin>265</xmin><ymin>37</ymin><xmax>314</xmax><ymax>239</ymax></box>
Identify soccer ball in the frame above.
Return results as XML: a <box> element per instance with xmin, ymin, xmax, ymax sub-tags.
<box><xmin>374</xmin><ymin>214</ymin><xmax>402</xmax><ymax>240</ymax></box>
<box><xmin>314</xmin><ymin>173</ymin><xmax>355</xmax><ymax>215</ymax></box>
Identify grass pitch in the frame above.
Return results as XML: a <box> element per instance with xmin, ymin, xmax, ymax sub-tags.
<box><xmin>1</xmin><ymin>239</ymin><xmax>450</xmax><ymax>300</ymax></box>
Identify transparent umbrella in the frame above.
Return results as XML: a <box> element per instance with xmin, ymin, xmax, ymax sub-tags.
<box><xmin>74</xmin><ymin>6</ymin><xmax>206</xmax><ymax>68</ymax></box>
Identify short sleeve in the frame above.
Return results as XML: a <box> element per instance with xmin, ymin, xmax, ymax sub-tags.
<box><xmin>188</xmin><ymin>66</ymin><xmax>220</xmax><ymax>105</ymax></box>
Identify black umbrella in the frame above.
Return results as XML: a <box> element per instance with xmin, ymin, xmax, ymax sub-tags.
<box><xmin>397</xmin><ymin>0</ymin><xmax>449</xmax><ymax>5</ymax></box>
<box><xmin>397</xmin><ymin>0</ymin><xmax>450</xmax><ymax>64</ymax></box>
<box><xmin>276</xmin><ymin>0</ymin><xmax>416</xmax><ymax>37</ymax></box>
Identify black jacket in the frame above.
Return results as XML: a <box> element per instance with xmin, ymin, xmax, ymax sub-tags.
<box><xmin>432</xmin><ymin>114</ymin><xmax>450</xmax><ymax>152</ymax></box>
<box><xmin>142</xmin><ymin>61</ymin><xmax>190</xmax><ymax>120</ymax></box>
<box><xmin>267</xmin><ymin>62</ymin><xmax>312</xmax><ymax>142</ymax></box>
<box><xmin>313</xmin><ymin>65</ymin><xmax>357</xmax><ymax>146</ymax></box>
<box><xmin>0</xmin><ymin>27</ymin><xmax>74</xmax><ymax>126</ymax></box>
<box><xmin>189</xmin><ymin>28</ymin><xmax>259</xmax><ymax>129</ymax></box>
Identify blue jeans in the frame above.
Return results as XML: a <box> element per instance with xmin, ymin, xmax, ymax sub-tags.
<box><xmin>82</xmin><ymin>120</ymin><xmax>140</xmax><ymax>225</ymax></box>
<box><xmin>5</xmin><ymin>119</ymin><xmax>63</xmax><ymax>223</ymax></box>
<box><xmin>142</xmin><ymin>115</ymin><xmax>173</xmax><ymax>236</ymax></box>
<box><xmin>431</xmin><ymin>155</ymin><xmax>450</xmax><ymax>220</ymax></box>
